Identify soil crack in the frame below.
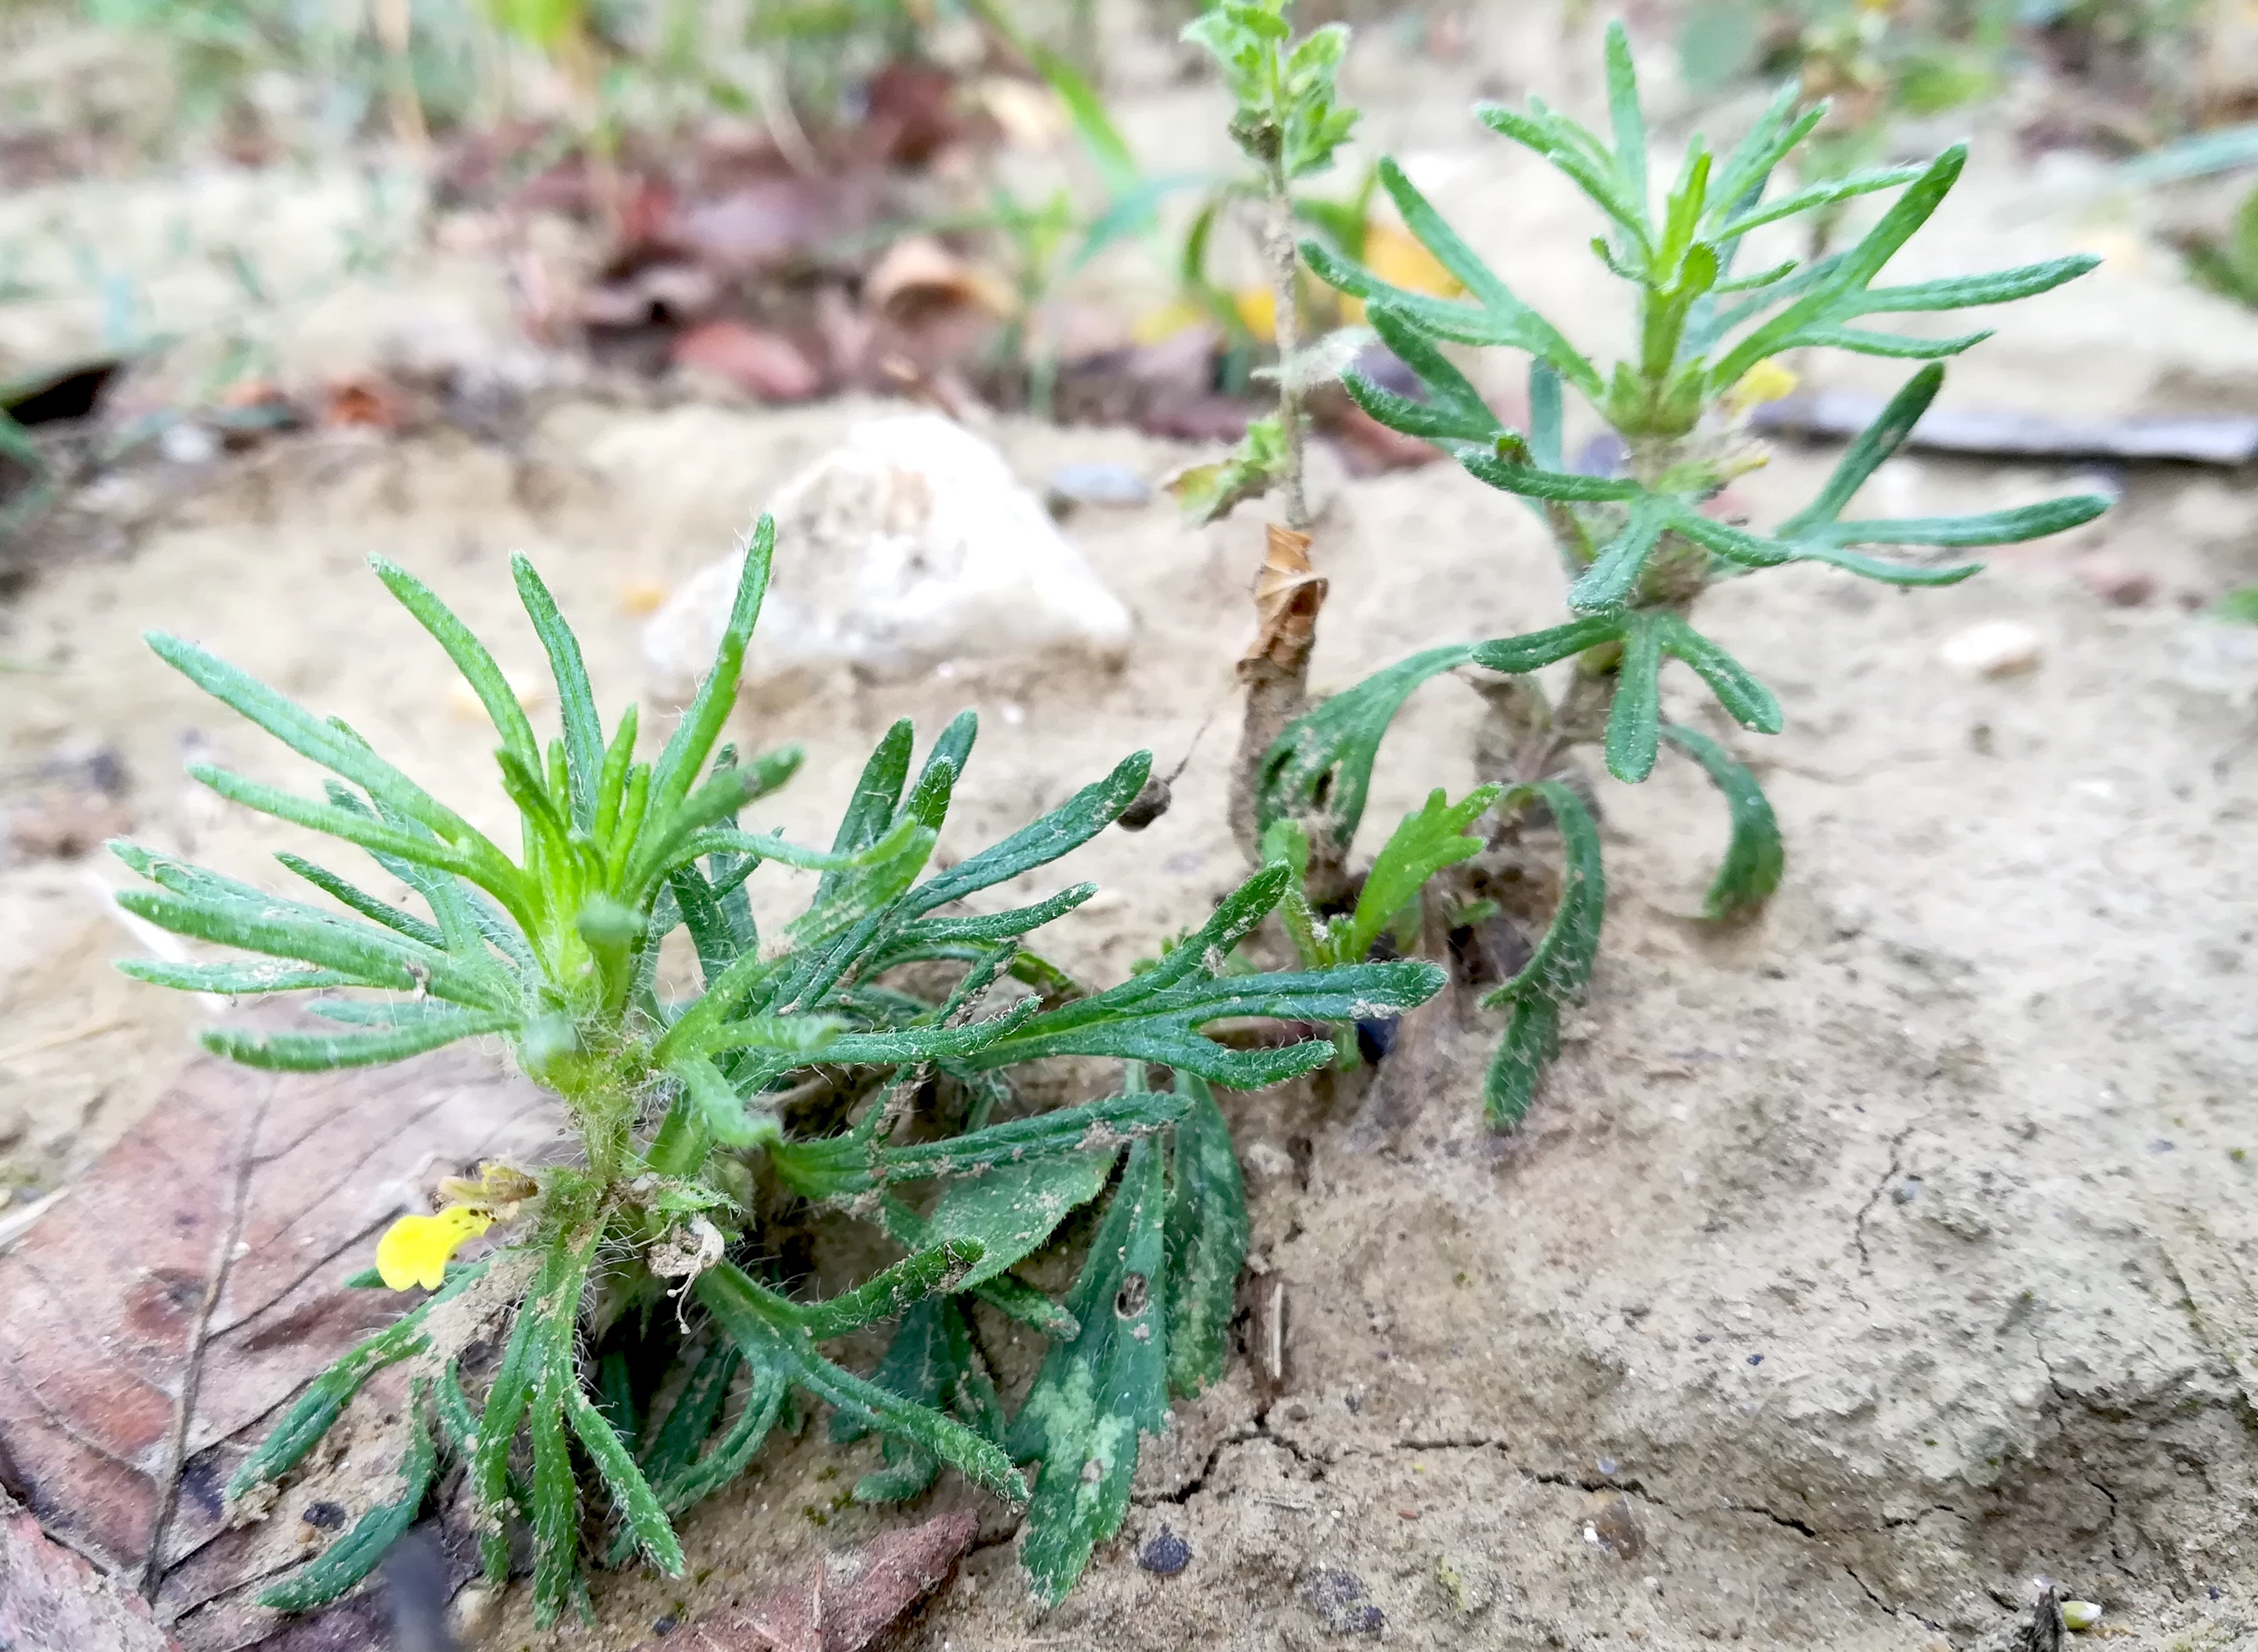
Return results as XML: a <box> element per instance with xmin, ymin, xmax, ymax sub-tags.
<box><xmin>1844</xmin><ymin>1563</ymin><xmax>1948</xmax><ymax>1635</ymax></box>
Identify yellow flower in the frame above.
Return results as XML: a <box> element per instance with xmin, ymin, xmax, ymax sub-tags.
<box><xmin>375</xmin><ymin>1205</ymin><xmax>495</xmax><ymax>1292</ymax></box>
<box><xmin>1343</xmin><ymin>223</ymin><xmax>1463</xmax><ymax>324</ymax></box>
<box><xmin>1725</xmin><ymin>360</ymin><xmax>1800</xmax><ymax>415</ymax></box>
<box><xmin>1233</xmin><ymin>284</ymin><xmax>1278</xmax><ymax>342</ymax></box>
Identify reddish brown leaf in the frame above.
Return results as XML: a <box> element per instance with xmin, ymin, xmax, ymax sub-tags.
<box><xmin>0</xmin><ymin>1491</ymin><xmax>181</xmax><ymax>1652</ymax></box>
<box><xmin>672</xmin><ymin>322</ymin><xmax>825</xmax><ymax>402</ymax></box>
<box><xmin>671</xmin><ymin>180</ymin><xmax>835</xmax><ymax>276</ymax></box>
<box><xmin>635</xmin><ymin>1509</ymin><xmax>977</xmax><ymax>1652</ymax></box>
<box><xmin>321</xmin><ymin>379</ymin><xmax>408</xmax><ymax>431</ymax></box>
<box><xmin>0</xmin><ymin>1033</ymin><xmax>555</xmax><ymax>1650</ymax></box>
<box><xmin>861</xmin><ymin>63</ymin><xmax>971</xmax><ymax>167</ymax></box>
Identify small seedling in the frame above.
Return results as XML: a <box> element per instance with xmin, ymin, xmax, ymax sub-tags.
<box><xmin>115</xmin><ymin>517</ymin><xmax>1442</xmax><ymax>1617</ymax></box>
<box><xmin>1259</xmin><ymin>21</ymin><xmax>2108</xmax><ymax>1125</ymax></box>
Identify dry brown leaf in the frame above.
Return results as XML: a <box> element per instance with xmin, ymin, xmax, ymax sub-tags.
<box><xmin>0</xmin><ymin>1032</ymin><xmax>556</xmax><ymax>1650</ymax></box>
<box><xmin>672</xmin><ymin>322</ymin><xmax>825</xmax><ymax>403</ymax></box>
<box><xmin>632</xmin><ymin>1509</ymin><xmax>977</xmax><ymax>1652</ymax></box>
<box><xmin>864</xmin><ymin>237</ymin><xmax>1010</xmax><ymax>327</ymax></box>
<box><xmin>0</xmin><ymin>1489</ymin><xmax>180</xmax><ymax>1652</ymax></box>
<box><xmin>1241</xmin><ymin>523</ymin><xmax>1327</xmax><ymax>672</ymax></box>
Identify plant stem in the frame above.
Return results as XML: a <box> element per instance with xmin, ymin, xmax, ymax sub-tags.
<box><xmin>1263</xmin><ymin>183</ymin><xmax>1310</xmax><ymax>534</ymax></box>
<box><xmin>1227</xmin><ymin>175</ymin><xmax>1319</xmax><ymax>868</ymax></box>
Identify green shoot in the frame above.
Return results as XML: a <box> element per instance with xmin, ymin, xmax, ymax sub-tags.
<box><xmin>1256</xmin><ymin>20</ymin><xmax>2108</xmax><ymax>1125</ymax></box>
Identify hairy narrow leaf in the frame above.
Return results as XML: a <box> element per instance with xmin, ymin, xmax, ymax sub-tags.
<box><xmin>1653</xmin><ymin>613</ymin><xmax>1783</xmax><ymax>734</ymax></box>
<box><xmin>1568</xmin><ymin>495</ymin><xmax>1669</xmax><ymax>614</ymax></box>
<box><xmin>369</xmin><ymin>558</ymin><xmax>540</xmax><ymax>777</ymax></box>
<box><xmin>200</xmin><ymin>1008</ymin><xmax>520</xmax><ymax>1071</ymax></box>
<box><xmin>1483</xmin><ymin>782</ymin><xmax>1605</xmax><ymax>1126</ymax></box>
<box><xmin>828</xmin><ymin>1296</ymin><xmax>1003</xmax><ymax>1503</ymax></box>
<box><xmin>564</xmin><ymin>1383</ymin><xmax>686</xmax><ymax>1576</ymax></box>
<box><xmin>798</xmin><ymin>1239</ymin><xmax>986</xmax><ymax>1339</ymax></box>
<box><xmin>1659</xmin><ymin>725</ymin><xmax>1783</xmax><ymax>920</ymax></box>
<box><xmin>1777</xmin><ymin>363</ymin><xmax>1944</xmax><ymax>536</ymax></box>
<box><xmin>258</xmin><ymin>1389</ymin><xmax>438</xmax><ymax>1610</ymax></box>
<box><xmin>1257</xmin><ymin>644</ymin><xmax>1481</xmax><ymax>846</ymax></box>
<box><xmin>1604</xmin><ymin>612</ymin><xmax>1665</xmax><ymax>783</ymax></box>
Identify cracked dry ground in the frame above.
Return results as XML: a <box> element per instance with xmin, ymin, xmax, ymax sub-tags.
<box><xmin>6</xmin><ymin>401</ymin><xmax>2256</xmax><ymax>1650</ymax></box>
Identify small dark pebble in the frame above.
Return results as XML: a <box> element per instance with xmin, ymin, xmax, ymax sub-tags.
<box><xmin>652</xmin><ymin>1615</ymin><xmax>679</xmax><ymax>1635</ymax></box>
<box><xmin>1694</xmin><ymin>1333</ymin><xmax>1712</xmax><ymax>1344</ymax></box>
<box><xmin>1299</xmin><ymin>1565</ymin><xmax>1386</xmax><ymax>1635</ymax></box>
<box><xmin>1747</xmin><ymin>1353</ymin><xmax>1764</xmax><ymax>1366</ymax></box>
<box><xmin>1139</xmin><ymin>1527</ymin><xmax>1192</xmax><ymax>1576</ymax></box>
<box><xmin>302</xmin><ymin>1500</ymin><xmax>347</xmax><ymax>1530</ymax></box>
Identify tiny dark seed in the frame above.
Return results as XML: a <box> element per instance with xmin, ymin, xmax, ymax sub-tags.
<box><xmin>301</xmin><ymin>1499</ymin><xmax>347</xmax><ymax>1530</ymax></box>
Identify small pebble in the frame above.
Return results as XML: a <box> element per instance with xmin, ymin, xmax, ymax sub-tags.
<box><xmin>1044</xmin><ymin>462</ymin><xmax>1151</xmax><ymax>513</ymax></box>
<box><xmin>1940</xmin><ymin>620</ymin><xmax>2042</xmax><ymax>679</ymax></box>
<box><xmin>301</xmin><ymin>1500</ymin><xmax>347</xmax><ymax>1529</ymax></box>
<box><xmin>1894</xmin><ymin>1176</ymin><xmax>1923</xmax><ymax>1204</ymax></box>
<box><xmin>160</xmin><ymin>421</ymin><xmax>220</xmax><ymax>465</ymax></box>
<box><xmin>1586</xmin><ymin>1492</ymin><xmax>1644</xmax><ymax>1559</ymax></box>
<box><xmin>620</xmin><ymin>579</ymin><xmax>669</xmax><ymax>616</ymax></box>
<box><xmin>1139</xmin><ymin>1527</ymin><xmax>1192</xmax><ymax>1575</ymax></box>
<box><xmin>448</xmin><ymin>672</ymin><xmax>547</xmax><ymax>721</ymax></box>
<box><xmin>1747</xmin><ymin>1353</ymin><xmax>1764</xmax><ymax>1366</ymax></box>
<box><xmin>449</xmin><ymin>1581</ymin><xmax>505</xmax><ymax>1644</ymax></box>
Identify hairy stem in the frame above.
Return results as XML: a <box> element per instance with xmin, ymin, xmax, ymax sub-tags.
<box><xmin>1264</xmin><ymin>183</ymin><xmax>1310</xmax><ymax>533</ymax></box>
<box><xmin>1228</xmin><ymin>176</ymin><xmax>1320</xmax><ymax>868</ymax></box>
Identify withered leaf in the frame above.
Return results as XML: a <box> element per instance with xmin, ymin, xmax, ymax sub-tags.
<box><xmin>1242</xmin><ymin>523</ymin><xmax>1328</xmax><ymax>672</ymax></box>
<box><xmin>0</xmin><ymin>1032</ymin><xmax>555</xmax><ymax>1650</ymax></box>
<box><xmin>0</xmin><ymin>1488</ymin><xmax>179</xmax><ymax>1652</ymax></box>
<box><xmin>632</xmin><ymin>1509</ymin><xmax>977</xmax><ymax>1652</ymax></box>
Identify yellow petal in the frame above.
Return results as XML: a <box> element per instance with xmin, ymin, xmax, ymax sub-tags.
<box><xmin>1362</xmin><ymin>224</ymin><xmax>1462</xmax><ymax>299</ymax></box>
<box><xmin>375</xmin><ymin>1206</ymin><xmax>494</xmax><ymax>1292</ymax></box>
<box><xmin>1232</xmin><ymin>284</ymin><xmax>1277</xmax><ymax>343</ymax></box>
<box><xmin>1726</xmin><ymin>360</ymin><xmax>1800</xmax><ymax>414</ymax></box>
<box><xmin>1130</xmin><ymin>297</ymin><xmax>1208</xmax><ymax>346</ymax></box>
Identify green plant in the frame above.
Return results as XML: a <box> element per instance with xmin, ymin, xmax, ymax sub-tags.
<box><xmin>1259</xmin><ymin>21</ymin><xmax>2108</xmax><ymax>1125</ymax></box>
<box><xmin>114</xmin><ymin>516</ymin><xmax>1443</xmax><ymax>1618</ymax></box>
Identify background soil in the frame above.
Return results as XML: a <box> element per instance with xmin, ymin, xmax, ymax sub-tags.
<box><xmin>5</xmin><ymin>20</ymin><xmax>2258</xmax><ymax>1651</ymax></box>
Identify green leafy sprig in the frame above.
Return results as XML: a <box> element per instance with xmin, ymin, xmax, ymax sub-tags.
<box><xmin>1255</xmin><ymin>21</ymin><xmax>2110</xmax><ymax>1125</ymax></box>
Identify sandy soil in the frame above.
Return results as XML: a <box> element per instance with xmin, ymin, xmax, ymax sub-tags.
<box><xmin>7</xmin><ymin>19</ymin><xmax>2258</xmax><ymax>1651</ymax></box>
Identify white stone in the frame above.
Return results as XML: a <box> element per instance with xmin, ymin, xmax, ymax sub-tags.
<box><xmin>1939</xmin><ymin>619</ymin><xmax>2042</xmax><ymax>679</ymax></box>
<box><xmin>643</xmin><ymin>414</ymin><xmax>1133</xmax><ymax>700</ymax></box>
